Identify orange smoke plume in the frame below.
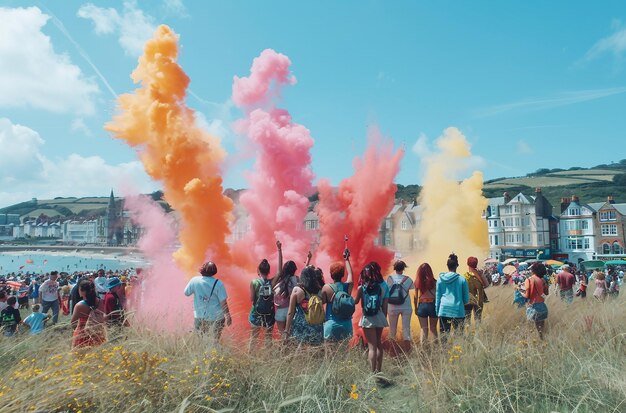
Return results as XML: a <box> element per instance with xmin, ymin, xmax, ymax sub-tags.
<box><xmin>106</xmin><ymin>25</ymin><xmax>233</xmax><ymax>274</ymax></box>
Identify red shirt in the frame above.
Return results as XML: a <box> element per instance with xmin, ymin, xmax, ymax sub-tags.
<box><xmin>103</xmin><ymin>292</ymin><xmax>123</xmax><ymax>324</ymax></box>
<box><xmin>523</xmin><ymin>276</ymin><xmax>546</xmax><ymax>304</ymax></box>
<box><xmin>557</xmin><ymin>271</ymin><xmax>575</xmax><ymax>291</ymax></box>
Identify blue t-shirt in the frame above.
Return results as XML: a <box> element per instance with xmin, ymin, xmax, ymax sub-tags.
<box><xmin>24</xmin><ymin>312</ymin><xmax>47</xmax><ymax>335</ymax></box>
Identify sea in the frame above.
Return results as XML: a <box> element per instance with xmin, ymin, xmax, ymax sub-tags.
<box><xmin>0</xmin><ymin>251</ymin><xmax>146</xmax><ymax>275</ymax></box>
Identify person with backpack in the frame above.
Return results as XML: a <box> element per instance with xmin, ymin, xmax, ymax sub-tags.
<box><xmin>249</xmin><ymin>259</ymin><xmax>275</xmax><ymax>349</ymax></box>
<box><xmin>414</xmin><ymin>262</ymin><xmax>438</xmax><ymax>344</ymax></box>
<box><xmin>386</xmin><ymin>260</ymin><xmax>414</xmax><ymax>343</ymax></box>
<box><xmin>272</xmin><ymin>241</ymin><xmax>300</xmax><ymax>335</ymax></box>
<box><xmin>1</xmin><ymin>296</ymin><xmax>21</xmax><ymax>337</ymax></box>
<box><xmin>321</xmin><ymin>248</ymin><xmax>355</xmax><ymax>342</ymax></box>
<box><xmin>184</xmin><ymin>261</ymin><xmax>232</xmax><ymax>341</ymax></box>
<box><xmin>284</xmin><ymin>266</ymin><xmax>325</xmax><ymax>345</ymax></box>
<box><xmin>355</xmin><ymin>262</ymin><xmax>388</xmax><ymax>374</ymax></box>
<box><xmin>435</xmin><ymin>253</ymin><xmax>469</xmax><ymax>339</ymax></box>
<box><xmin>71</xmin><ymin>280</ymin><xmax>107</xmax><ymax>348</ymax></box>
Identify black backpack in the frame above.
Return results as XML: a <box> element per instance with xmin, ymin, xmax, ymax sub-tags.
<box><xmin>362</xmin><ymin>283</ymin><xmax>382</xmax><ymax>316</ymax></box>
<box><xmin>255</xmin><ymin>279</ymin><xmax>275</xmax><ymax>316</ymax></box>
<box><xmin>388</xmin><ymin>276</ymin><xmax>410</xmax><ymax>305</ymax></box>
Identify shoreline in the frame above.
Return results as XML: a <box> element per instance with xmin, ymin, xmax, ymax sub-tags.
<box><xmin>0</xmin><ymin>246</ymin><xmax>146</xmax><ymax>263</ymax></box>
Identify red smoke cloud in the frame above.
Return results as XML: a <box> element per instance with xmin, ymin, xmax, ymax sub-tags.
<box><xmin>316</xmin><ymin>129</ymin><xmax>404</xmax><ymax>279</ymax></box>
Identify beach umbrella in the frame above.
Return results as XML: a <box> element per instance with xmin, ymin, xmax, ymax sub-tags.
<box><xmin>580</xmin><ymin>260</ymin><xmax>606</xmax><ymax>270</ymax></box>
<box><xmin>518</xmin><ymin>262</ymin><xmax>529</xmax><ymax>268</ymax></box>
<box><xmin>544</xmin><ymin>259</ymin><xmax>564</xmax><ymax>266</ymax></box>
<box><xmin>503</xmin><ymin>258</ymin><xmax>518</xmax><ymax>265</ymax></box>
<box><xmin>484</xmin><ymin>258</ymin><xmax>498</xmax><ymax>264</ymax></box>
<box><xmin>604</xmin><ymin>260</ymin><xmax>626</xmax><ymax>266</ymax></box>
<box><xmin>503</xmin><ymin>265</ymin><xmax>518</xmax><ymax>275</ymax></box>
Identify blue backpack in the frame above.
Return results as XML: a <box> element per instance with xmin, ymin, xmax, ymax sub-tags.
<box><xmin>362</xmin><ymin>283</ymin><xmax>382</xmax><ymax>316</ymax></box>
<box><xmin>330</xmin><ymin>283</ymin><xmax>355</xmax><ymax>320</ymax></box>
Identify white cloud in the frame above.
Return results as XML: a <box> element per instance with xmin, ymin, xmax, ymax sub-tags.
<box><xmin>516</xmin><ymin>139</ymin><xmax>533</xmax><ymax>155</ymax></box>
<box><xmin>584</xmin><ymin>24</ymin><xmax>626</xmax><ymax>62</ymax></box>
<box><xmin>0</xmin><ymin>7</ymin><xmax>99</xmax><ymax>114</ymax></box>
<box><xmin>162</xmin><ymin>0</ymin><xmax>188</xmax><ymax>18</ymax></box>
<box><xmin>0</xmin><ymin>118</ymin><xmax>159</xmax><ymax>208</ymax></box>
<box><xmin>473</xmin><ymin>87</ymin><xmax>626</xmax><ymax>118</ymax></box>
<box><xmin>411</xmin><ymin>132</ymin><xmax>431</xmax><ymax>158</ymax></box>
<box><xmin>78</xmin><ymin>1</ymin><xmax>156</xmax><ymax>56</ymax></box>
<box><xmin>70</xmin><ymin>118</ymin><xmax>93</xmax><ymax>136</ymax></box>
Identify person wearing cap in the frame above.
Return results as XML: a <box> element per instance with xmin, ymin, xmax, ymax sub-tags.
<box><xmin>386</xmin><ymin>260</ymin><xmax>414</xmax><ymax>343</ymax></box>
<box><xmin>463</xmin><ymin>257</ymin><xmax>489</xmax><ymax>324</ymax></box>
<box><xmin>103</xmin><ymin>277</ymin><xmax>127</xmax><ymax>327</ymax></box>
<box><xmin>556</xmin><ymin>264</ymin><xmax>575</xmax><ymax>303</ymax></box>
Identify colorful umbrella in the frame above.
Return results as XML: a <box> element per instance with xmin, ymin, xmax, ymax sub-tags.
<box><xmin>503</xmin><ymin>265</ymin><xmax>518</xmax><ymax>275</ymax></box>
<box><xmin>544</xmin><ymin>259</ymin><xmax>564</xmax><ymax>266</ymax></box>
<box><xmin>484</xmin><ymin>258</ymin><xmax>498</xmax><ymax>264</ymax></box>
<box><xmin>580</xmin><ymin>260</ymin><xmax>606</xmax><ymax>270</ymax></box>
<box><xmin>503</xmin><ymin>258</ymin><xmax>518</xmax><ymax>265</ymax></box>
<box><xmin>604</xmin><ymin>260</ymin><xmax>626</xmax><ymax>266</ymax></box>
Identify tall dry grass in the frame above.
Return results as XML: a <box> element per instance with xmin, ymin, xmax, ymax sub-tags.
<box><xmin>0</xmin><ymin>286</ymin><xmax>624</xmax><ymax>412</ymax></box>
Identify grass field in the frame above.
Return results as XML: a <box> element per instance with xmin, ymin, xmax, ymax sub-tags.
<box><xmin>0</xmin><ymin>286</ymin><xmax>623</xmax><ymax>413</ymax></box>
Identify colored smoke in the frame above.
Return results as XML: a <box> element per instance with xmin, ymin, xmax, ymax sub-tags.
<box><xmin>316</xmin><ymin>129</ymin><xmax>404</xmax><ymax>278</ymax></box>
<box><xmin>232</xmin><ymin>49</ymin><xmax>314</xmax><ymax>264</ymax></box>
<box><xmin>106</xmin><ymin>25</ymin><xmax>233</xmax><ymax>275</ymax></box>
<box><xmin>415</xmin><ymin>127</ymin><xmax>488</xmax><ymax>275</ymax></box>
<box><xmin>123</xmin><ymin>193</ymin><xmax>191</xmax><ymax>331</ymax></box>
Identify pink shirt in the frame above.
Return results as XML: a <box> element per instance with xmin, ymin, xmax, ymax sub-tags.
<box><xmin>557</xmin><ymin>271</ymin><xmax>575</xmax><ymax>291</ymax></box>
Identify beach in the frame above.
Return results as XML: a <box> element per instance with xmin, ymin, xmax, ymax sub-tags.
<box><xmin>0</xmin><ymin>247</ymin><xmax>146</xmax><ymax>274</ymax></box>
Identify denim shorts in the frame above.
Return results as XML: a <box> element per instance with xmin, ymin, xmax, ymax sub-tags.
<box><xmin>416</xmin><ymin>302</ymin><xmax>437</xmax><ymax>318</ymax></box>
<box><xmin>526</xmin><ymin>302</ymin><xmax>548</xmax><ymax>322</ymax></box>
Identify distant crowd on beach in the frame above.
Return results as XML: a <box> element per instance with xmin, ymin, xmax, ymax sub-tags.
<box><xmin>182</xmin><ymin>241</ymin><xmax>624</xmax><ymax>376</ymax></box>
<box><xmin>0</xmin><ymin>269</ymin><xmax>134</xmax><ymax>347</ymax></box>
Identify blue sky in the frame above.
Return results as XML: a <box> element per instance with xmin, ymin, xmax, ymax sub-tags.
<box><xmin>1</xmin><ymin>0</ymin><xmax>625</xmax><ymax>207</ymax></box>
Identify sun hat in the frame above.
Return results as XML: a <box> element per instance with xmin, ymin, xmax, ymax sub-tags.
<box><xmin>108</xmin><ymin>277</ymin><xmax>122</xmax><ymax>289</ymax></box>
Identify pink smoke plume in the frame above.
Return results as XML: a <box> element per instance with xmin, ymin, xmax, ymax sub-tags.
<box><xmin>123</xmin><ymin>193</ymin><xmax>192</xmax><ymax>332</ymax></box>
<box><xmin>232</xmin><ymin>49</ymin><xmax>315</xmax><ymax>265</ymax></box>
<box><xmin>316</xmin><ymin>128</ymin><xmax>404</xmax><ymax>279</ymax></box>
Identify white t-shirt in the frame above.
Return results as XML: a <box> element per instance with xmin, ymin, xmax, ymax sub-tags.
<box><xmin>39</xmin><ymin>279</ymin><xmax>59</xmax><ymax>302</ymax></box>
<box><xmin>387</xmin><ymin>274</ymin><xmax>414</xmax><ymax>310</ymax></box>
<box><xmin>184</xmin><ymin>276</ymin><xmax>228</xmax><ymax>321</ymax></box>
<box><xmin>95</xmin><ymin>276</ymin><xmax>108</xmax><ymax>295</ymax></box>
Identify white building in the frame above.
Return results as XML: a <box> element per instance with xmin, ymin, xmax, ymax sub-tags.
<box><xmin>62</xmin><ymin>220</ymin><xmax>98</xmax><ymax>244</ymax></box>
<box><xmin>485</xmin><ymin>189</ymin><xmax>552</xmax><ymax>260</ymax></box>
<box><xmin>558</xmin><ymin>195</ymin><xmax>596</xmax><ymax>262</ymax></box>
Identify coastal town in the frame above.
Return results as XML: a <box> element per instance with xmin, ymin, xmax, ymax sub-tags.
<box><xmin>2</xmin><ymin>187</ymin><xmax>625</xmax><ymax>265</ymax></box>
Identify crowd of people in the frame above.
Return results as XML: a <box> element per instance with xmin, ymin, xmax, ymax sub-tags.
<box><xmin>0</xmin><ymin>268</ymin><xmax>133</xmax><ymax>347</ymax></box>
<box><xmin>2</xmin><ymin>247</ymin><xmax>622</xmax><ymax>378</ymax></box>
<box><xmin>186</xmin><ymin>241</ymin><xmax>594</xmax><ymax>376</ymax></box>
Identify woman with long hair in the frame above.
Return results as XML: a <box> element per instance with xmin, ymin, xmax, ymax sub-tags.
<box><xmin>413</xmin><ymin>263</ymin><xmax>438</xmax><ymax>343</ymax></box>
<box><xmin>593</xmin><ymin>270</ymin><xmax>608</xmax><ymax>301</ymax></box>
<box><xmin>355</xmin><ymin>262</ymin><xmax>388</xmax><ymax>374</ymax></box>
<box><xmin>272</xmin><ymin>241</ymin><xmax>300</xmax><ymax>334</ymax></box>
<box><xmin>284</xmin><ymin>266</ymin><xmax>324</xmax><ymax>345</ymax></box>
<box><xmin>71</xmin><ymin>280</ymin><xmax>107</xmax><ymax>349</ymax></box>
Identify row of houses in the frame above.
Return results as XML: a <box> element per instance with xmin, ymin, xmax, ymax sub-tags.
<box><xmin>6</xmin><ymin>189</ymin><xmax>625</xmax><ymax>263</ymax></box>
<box><xmin>8</xmin><ymin>191</ymin><xmax>143</xmax><ymax>246</ymax></box>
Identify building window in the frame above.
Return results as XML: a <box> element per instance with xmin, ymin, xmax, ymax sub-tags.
<box><xmin>613</xmin><ymin>243</ymin><xmax>623</xmax><ymax>255</ymax></box>
<box><xmin>494</xmin><ymin>235</ymin><xmax>499</xmax><ymax>246</ymax></box>
<box><xmin>599</xmin><ymin>211</ymin><xmax>617</xmax><ymax>221</ymax></box>
<box><xmin>385</xmin><ymin>219</ymin><xmax>391</xmax><ymax>230</ymax></box>
<box><xmin>401</xmin><ymin>220</ymin><xmax>408</xmax><ymax>230</ymax></box>
<box><xmin>601</xmin><ymin>224</ymin><xmax>618</xmax><ymax>236</ymax></box>
<box><xmin>538</xmin><ymin>233</ymin><xmax>543</xmax><ymax>243</ymax></box>
<box><xmin>603</xmin><ymin>243</ymin><xmax>611</xmax><ymax>254</ymax></box>
<box><xmin>584</xmin><ymin>238</ymin><xmax>590</xmax><ymax>249</ymax></box>
<box><xmin>513</xmin><ymin>205</ymin><xmax>519</xmax><ymax>213</ymax></box>
<box><xmin>569</xmin><ymin>208</ymin><xmax>580</xmax><ymax>216</ymax></box>
<box><xmin>567</xmin><ymin>237</ymin><xmax>584</xmax><ymax>250</ymax></box>
<box><xmin>305</xmin><ymin>220</ymin><xmax>319</xmax><ymax>230</ymax></box>
<box><xmin>494</xmin><ymin>220</ymin><xmax>498</xmax><ymax>227</ymax></box>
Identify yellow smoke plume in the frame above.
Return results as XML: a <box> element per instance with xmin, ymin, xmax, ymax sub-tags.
<box><xmin>106</xmin><ymin>25</ymin><xmax>233</xmax><ymax>274</ymax></box>
<box><xmin>416</xmin><ymin>127</ymin><xmax>489</xmax><ymax>275</ymax></box>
